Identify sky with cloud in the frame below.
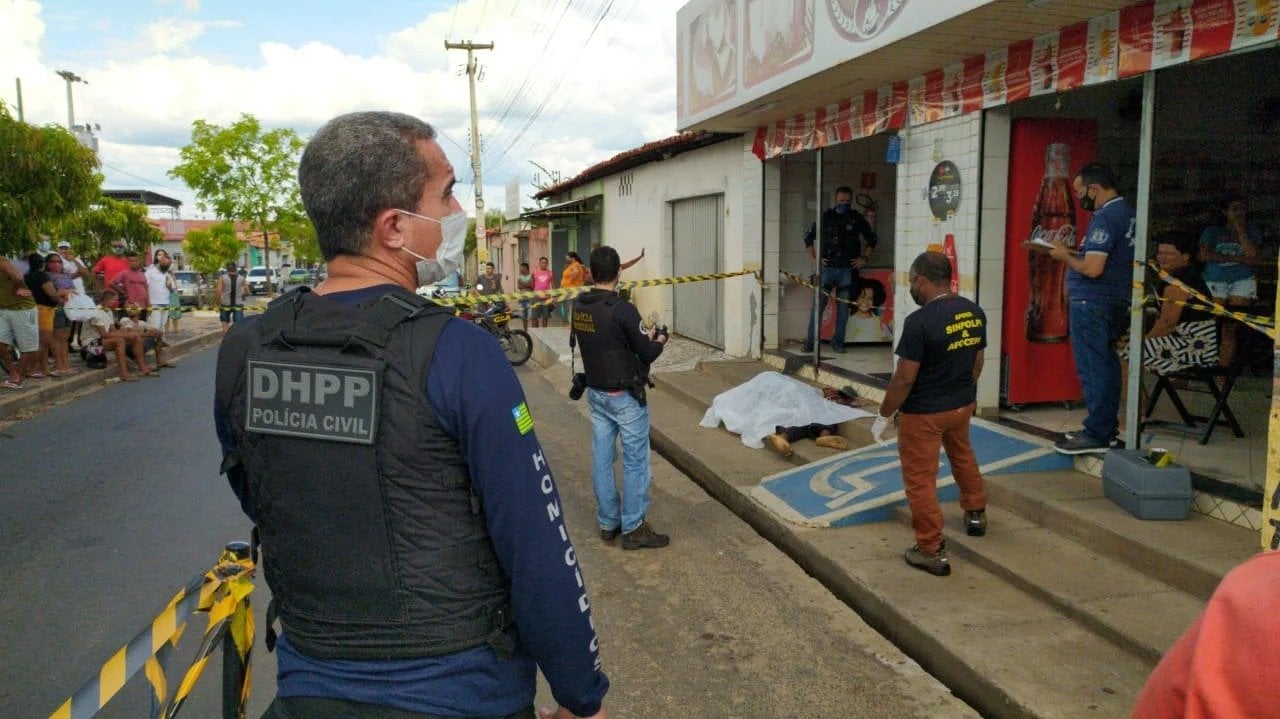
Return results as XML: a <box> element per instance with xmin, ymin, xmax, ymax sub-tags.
<box><xmin>2</xmin><ymin>0</ymin><xmax>683</xmax><ymax>219</ymax></box>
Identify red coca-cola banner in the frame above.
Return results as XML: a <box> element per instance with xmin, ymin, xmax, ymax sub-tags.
<box><xmin>753</xmin><ymin>0</ymin><xmax>1280</xmax><ymax>160</ymax></box>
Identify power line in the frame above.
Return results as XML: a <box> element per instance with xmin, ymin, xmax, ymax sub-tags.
<box><xmin>471</xmin><ymin>0</ymin><xmax>490</xmax><ymax>38</ymax></box>
<box><xmin>99</xmin><ymin>162</ymin><xmax>188</xmax><ymax>195</ymax></box>
<box><xmin>473</xmin><ymin>0</ymin><xmax>580</xmax><ymax>158</ymax></box>
<box><xmin>447</xmin><ymin>0</ymin><xmax>462</xmax><ymax>40</ymax></box>
<box><xmin>485</xmin><ymin>0</ymin><xmax>627</xmax><ymax>171</ymax></box>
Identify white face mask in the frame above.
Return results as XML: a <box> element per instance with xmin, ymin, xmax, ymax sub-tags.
<box><xmin>395</xmin><ymin>208</ymin><xmax>467</xmax><ymax>286</ymax></box>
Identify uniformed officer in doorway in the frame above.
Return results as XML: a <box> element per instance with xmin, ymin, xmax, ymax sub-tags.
<box><xmin>214</xmin><ymin>111</ymin><xmax>610</xmax><ymax>719</ymax></box>
<box><xmin>802</xmin><ymin>185</ymin><xmax>878</xmax><ymax>353</ymax></box>
<box><xmin>571</xmin><ymin>245</ymin><xmax>669</xmax><ymax>550</ymax></box>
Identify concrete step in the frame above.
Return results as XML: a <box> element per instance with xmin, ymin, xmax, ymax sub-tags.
<box><xmin>981</xmin><ymin>471</ymin><xmax>1256</xmax><ymax>601</ymax></box>
<box><xmin>647</xmin><ymin>381</ymin><xmax>1154</xmax><ymax>717</ymax></box>
<box><xmin>891</xmin><ymin>503</ymin><xmax>1203</xmax><ymax>665</ymax></box>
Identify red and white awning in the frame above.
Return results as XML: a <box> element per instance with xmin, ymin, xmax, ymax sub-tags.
<box><xmin>753</xmin><ymin>0</ymin><xmax>1280</xmax><ymax>160</ymax></box>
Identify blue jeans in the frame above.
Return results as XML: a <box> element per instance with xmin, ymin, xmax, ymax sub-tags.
<box><xmin>1068</xmin><ymin>299</ymin><xmax>1130</xmax><ymax>443</ymax></box>
<box><xmin>587</xmin><ymin>388</ymin><xmax>652</xmax><ymax>533</ymax></box>
<box><xmin>806</xmin><ymin>266</ymin><xmax>853</xmax><ymax>351</ymax></box>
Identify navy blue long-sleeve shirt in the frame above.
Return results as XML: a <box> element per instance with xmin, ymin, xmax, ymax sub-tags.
<box><xmin>214</xmin><ymin>285</ymin><xmax>608</xmax><ymax>717</ymax></box>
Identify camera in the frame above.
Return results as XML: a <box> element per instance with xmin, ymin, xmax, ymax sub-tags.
<box><xmin>569</xmin><ymin>372</ymin><xmax>587</xmax><ymax>401</ymax></box>
<box><xmin>654</xmin><ymin>325</ymin><xmax>669</xmax><ymax>341</ymax></box>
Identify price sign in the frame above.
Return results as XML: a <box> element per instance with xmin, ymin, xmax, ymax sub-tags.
<box><xmin>927</xmin><ymin>161</ymin><xmax>962</xmax><ymax>221</ymax></box>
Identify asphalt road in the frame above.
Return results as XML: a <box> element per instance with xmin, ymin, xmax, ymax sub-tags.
<box><xmin>0</xmin><ymin>341</ymin><xmax>974</xmax><ymax>718</ymax></box>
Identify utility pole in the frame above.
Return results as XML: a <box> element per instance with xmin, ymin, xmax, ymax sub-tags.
<box><xmin>444</xmin><ymin>39</ymin><xmax>494</xmax><ymax>266</ymax></box>
<box><xmin>54</xmin><ymin>69</ymin><xmax>87</xmax><ymax>129</ymax></box>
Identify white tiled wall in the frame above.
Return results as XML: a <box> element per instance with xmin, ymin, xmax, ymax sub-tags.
<box><xmin>891</xmin><ymin>112</ymin><xmax>1009</xmax><ymax>412</ymax></box>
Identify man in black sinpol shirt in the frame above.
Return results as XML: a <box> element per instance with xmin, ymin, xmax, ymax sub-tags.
<box><xmin>873</xmin><ymin>252</ymin><xmax>988</xmax><ymax>577</ymax></box>
<box><xmin>572</xmin><ymin>246</ymin><xmax>670</xmax><ymax>550</ymax></box>
<box><xmin>802</xmin><ymin>185</ymin><xmax>878</xmax><ymax>353</ymax></box>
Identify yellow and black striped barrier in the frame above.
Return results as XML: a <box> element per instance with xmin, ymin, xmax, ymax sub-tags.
<box><xmin>1135</xmin><ymin>260</ymin><xmax>1275</xmax><ymax>340</ymax></box>
<box><xmin>50</xmin><ymin>542</ymin><xmax>255</xmax><ymax>719</ymax></box>
<box><xmin>426</xmin><ymin>269</ymin><xmax>759</xmax><ymax>307</ymax></box>
<box><xmin>780</xmin><ymin>270</ymin><xmax>885</xmax><ymax>310</ymax></box>
<box><xmin>64</xmin><ymin>270</ymin><xmax>761</xmax><ymax>315</ymax></box>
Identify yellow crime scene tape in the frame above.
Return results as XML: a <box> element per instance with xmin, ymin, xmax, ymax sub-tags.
<box><xmin>428</xmin><ymin>269</ymin><xmax>759</xmax><ymax>307</ymax></box>
<box><xmin>50</xmin><ymin>544</ymin><xmax>255</xmax><ymax>719</ymax></box>
<box><xmin>1133</xmin><ymin>260</ymin><xmax>1276</xmax><ymax>340</ymax></box>
<box><xmin>779</xmin><ymin>271</ymin><xmax>885</xmax><ymax>310</ymax></box>
<box><xmin>66</xmin><ymin>270</ymin><xmax>760</xmax><ymax>315</ymax></box>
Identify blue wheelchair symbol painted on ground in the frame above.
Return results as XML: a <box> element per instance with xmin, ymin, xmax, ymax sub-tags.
<box><xmin>750</xmin><ymin>419</ymin><xmax>1072</xmax><ymax>527</ymax></box>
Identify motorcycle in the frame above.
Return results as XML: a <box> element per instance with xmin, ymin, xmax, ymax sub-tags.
<box><xmin>459</xmin><ymin>302</ymin><xmax>534</xmax><ymax>366</ymax></box>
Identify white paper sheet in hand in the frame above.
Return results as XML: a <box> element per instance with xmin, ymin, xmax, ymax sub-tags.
<box><xmin>699</xmin><ymin>371</ymin><xmax>873</xmax><ymax>448</ymax></box>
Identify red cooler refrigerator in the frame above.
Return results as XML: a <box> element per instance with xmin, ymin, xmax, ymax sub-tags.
<box><xmin>1001</xmin><ymin>118</ymin><xmax>1095</xmax><ymax>407</ymax></box>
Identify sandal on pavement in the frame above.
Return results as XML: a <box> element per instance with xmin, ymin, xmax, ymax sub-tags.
<box><xmin>2</xmin><ymin>380</ymin><xmax>22</xmax><ymax>389</ymax></box>
<box><xmin>27</xmin><ymin>372</ymin><xmax>46</xmax><ymax>379</ymax></box>
<box><xmin>159</xmin><ymin>362</ymin><xmax>177</xmax><ymax>368</ymax></box>
<box><xmin>119</xmin><ymin>376</ymin><xmax>138</xmax><ymax>382</ymax></box>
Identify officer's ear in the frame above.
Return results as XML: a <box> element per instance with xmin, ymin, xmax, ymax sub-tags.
<box><xmin>375</xmin><ymin>209</ymin><xmax>407</xmax><ymax>250</ymax></box>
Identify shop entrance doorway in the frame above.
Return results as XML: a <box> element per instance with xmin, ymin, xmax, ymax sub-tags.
<box><xmin>776</xmin><ymin>134</ymin><xmax>899</xmax><ymax>379</ymax></box>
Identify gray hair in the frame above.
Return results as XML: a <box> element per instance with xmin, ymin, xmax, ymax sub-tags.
<box><xmin>909</xmin><ymin>251</ymin><xmax>952</xmax><ymax>286</ymax></box>
<box><xmin>298</xmin><ymin>111</ymin><xmax>438</xmax><ymax>259</ymax></box>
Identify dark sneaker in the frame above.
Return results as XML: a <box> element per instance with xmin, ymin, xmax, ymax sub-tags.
<box><xmin>600</xmin><ymin>527</ymin><xmax>620</xmax><ymax>543</ymax></box>
<box><xmin>964</xmin><ymin>509</ymin><xmax>987</xmax><ymax>537</ymax></box>
<box><xmin>904</xmin><ymin>544</ymin><xmax>951</xmax><ymax>576</ymax></box>
<box><xmin>801</xmin><ymin>342</ymin><xmax>814</xmax><ymax>353</ymax></box>
<box><xmin>1053</xmin><ymin>434</ymin><xmax>1112</xmax><ymax>455</ymax></box>
<box><xmin>1062</xmin><ymin>430</ymin><xmax>1124</xmax><ymax>448</ymax></box>
<box><xmin>622</xmin><ymin>521</ymin><xmax>670</xmax><ymax>550</ymax></box>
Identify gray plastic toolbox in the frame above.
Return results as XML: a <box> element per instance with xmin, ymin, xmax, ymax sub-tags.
<box><xmin>1101</xmin><ymin>449</ymin><xmax>1192</xmax><ymax>520</ymax></box>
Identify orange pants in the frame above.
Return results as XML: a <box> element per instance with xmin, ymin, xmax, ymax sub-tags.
<box><xmin>897</xmin><ymin>403</ymin><xmax>986</xmax><ymax>553</ymax></box>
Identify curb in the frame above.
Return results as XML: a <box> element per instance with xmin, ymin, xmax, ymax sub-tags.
<box><xmin>647</xmin><ymin>421</ymin><xmax>1030</xmax><ymax>719</ymax></box>
<box><xmin>0</xmin><ymin>328</ymin><xmax>225</xmax><ymax>422</ymax></box>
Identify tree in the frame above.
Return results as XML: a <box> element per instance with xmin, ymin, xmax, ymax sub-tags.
<box><xmin>48</xmin><ymin>196</ymin><xmax>163</xmax><ymax>258</ymax></box>
<box><xmin>168</xmin><ymin>114</ymin><xmax>304</xmax><ymax>294</ymax></box>
<box><xmin>183</xmin><ymin>222</ymin><xmax>243</xmax><ymax>275</ymax></box>
<box><xmin>274</xmin><ymin>208</ymin><xmax>321</xmax><ymax>267</ymax></box>
<box><xmin>0</xmin><ymin>102</ymin><xmax>101</xmax><ymax>256</ymax></box>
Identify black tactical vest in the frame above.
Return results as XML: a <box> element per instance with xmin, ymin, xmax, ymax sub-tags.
<box><xmin>215</xmin><ymin>287</ymin><xmax>513</xmax><ymax>660</ymax></box>
<box><xmin>572</xmin><ymin>291</ymin><xmax>643</xmax><ymax>390</ymax></box>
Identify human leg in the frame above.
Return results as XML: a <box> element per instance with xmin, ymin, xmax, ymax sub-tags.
<box><xmin>587</xmin><ymin>389</ymin><xmax>622</xmax><ymax>533</ymax></box>
<box><xmin>829</xmin><ymin>267</ymin><xmax>852</xmax><ymax>352</ymax></box>
<box><xmin>897</xmin><ymin>411</ymin><xmax>946</xmax><ymax>554</ymax></box>
<box><xmin>51</xmin><ymin>320</ymin><xmax>72</xmax><ymax>373</ymax></box>
<box><xmin>1067</xmin><ymin>300</ymin><xmax>1122</xmax><ymax>445</ymax></box>
<box><xmin>103</xmin><ymin>337</ymin><xmax>133</xmax><ymax>380</ymax></box>
<box><xmin>940</xmin><ymin>403</ymin><xmax>986</xmax><ymax>518</ymax></box>
<box><xmin>614</xmin><ymin>394</ymin><xmax>654</xmax><ymax>533</ymax></box>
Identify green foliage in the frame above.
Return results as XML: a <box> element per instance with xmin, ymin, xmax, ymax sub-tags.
<box><xmin>0</xmin><ymin>102</ymin><xmax>101</xmax><ymax>256</ymax></box>
<box><xmin>48</xmin><ymin>196</ymin><xmax>163</xmax><ymax>257</ymax></box>
<box><xmin>168</xmin><ymin>113</ymin><xmax>304</xmax><ymax>292</ymax></box>
<box><xmin>183</xmin><ymin>222</ymin><xmax>242</xmax><ymax>275</ymax></box>
<box><xmin>274</xmin><ymin>208</ymin><xmax>321</xmax><ymax>266</ymax></box>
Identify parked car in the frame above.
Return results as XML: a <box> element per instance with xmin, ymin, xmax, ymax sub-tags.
<box><xmin>173</xmin><ymin>271</ymin><xmax>206</xmax><ymax>306</ymax></box>
<box><xmin>246</xmin><ymin>266</ymin><xmax>282</xmax><ymax>295</ymax></box>
<box><xmin>286</xmin><ymin>268</ymin><xmax>312</xmax><ymax>286</ymax></box>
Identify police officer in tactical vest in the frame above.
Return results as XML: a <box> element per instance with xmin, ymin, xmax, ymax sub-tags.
<box><xmin>802</xmin><ymin>185</ymin><xmax>878</xmax><ymax>353</ymax></box>
<box><xmin>214</xmin><ymin>111</ymin><xmax>610</xmax><ymax>719</ymax></box>
<box><xmin>571</xmin><ymin>245</ymin><xmax>669</xmax><ymax>550</ymax></box>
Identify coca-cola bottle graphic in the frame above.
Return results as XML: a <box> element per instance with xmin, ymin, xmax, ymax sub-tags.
<box><xmin>1026</xmin><ymin>143</ymin><xmax>1074</xmax><ymax>343</ymax></box>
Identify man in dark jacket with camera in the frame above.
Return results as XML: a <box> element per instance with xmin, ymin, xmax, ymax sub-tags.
<box><xmin>571</xmin><ymin>245</ymin><xmax>669</xmax><ymax>550</ymax></box>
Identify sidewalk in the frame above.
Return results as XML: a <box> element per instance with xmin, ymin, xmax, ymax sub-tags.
<box><xmin>0</xmin><ymin>313</ymin><xmax>225</xmax><ymax>423</ymax></box>
<box><xmin>527</xmin><ymin>329</ymin><xmax>1259</xmax><ymax>718</ymax></box>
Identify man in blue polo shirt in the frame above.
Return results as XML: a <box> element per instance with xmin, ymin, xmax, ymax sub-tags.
<box><xmin>1048</xmin><ymin>162</ymin><xmax>1134</xmax><ymax>454</ymax></box>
